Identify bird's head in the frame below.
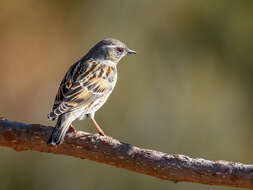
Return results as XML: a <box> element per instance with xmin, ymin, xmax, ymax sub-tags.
<box><xmin>86</xmin><ymin>38</ymin><xmax>136</xmax><ymax>64</ymax></box>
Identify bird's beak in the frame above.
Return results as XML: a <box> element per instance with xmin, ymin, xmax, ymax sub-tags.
<box><xmin>127</xmin><ymin>48</ymin><xmax>136</xmax><ymax>55</ymax></box>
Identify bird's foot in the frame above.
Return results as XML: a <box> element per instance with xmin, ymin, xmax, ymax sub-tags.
<box><xmin>98</xmin><ymin>131</ymin><xmax>105</xmax><ymax>136</ymax></box>
<box><xmin>90</xmin><ymin>127</ymin><xmax>105</xmax><ymax>136</ymax></box>
<box><xmin>67</xmin><ymin>124</ymin><xmax>76</xmax><ymax>133</ymax></box>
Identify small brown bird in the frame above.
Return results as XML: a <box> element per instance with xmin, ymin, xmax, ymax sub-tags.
<box><xmin>47</xmin><ymin>38</ymin><xmax>136</xmax><ymax>145</ymax></box>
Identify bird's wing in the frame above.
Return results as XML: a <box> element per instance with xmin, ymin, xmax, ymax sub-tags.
<box><xmin>48</xmin><ymin>59</ymin><xmax>116</xmax><ymax>120</ymax></box>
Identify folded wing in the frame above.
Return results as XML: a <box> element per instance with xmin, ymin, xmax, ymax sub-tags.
<box><xmin>48</xmin><ymin>59</ymin><xmax>116</xmax><ymax>120</ymax></box>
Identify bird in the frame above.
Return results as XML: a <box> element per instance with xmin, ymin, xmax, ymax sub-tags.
<box><xmin>47</xmin><ymin>38</ymin><xmax>136</xmax><ymax>146</ymax></box>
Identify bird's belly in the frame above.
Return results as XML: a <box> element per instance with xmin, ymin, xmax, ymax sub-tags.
<box><xmin>81</xmin><ymin>74</ymin><xmax>117</xmax><ymax>115</ymax></box>
<box><xmin>77</xmin><ymin>113</ymin><xmax>87</xmax><ymax>120</ymax></box>
<box><xmin>87</xmin><ymin>94</ymin><xmax>110</xmax><ymax>113</ymax></box>
<box><xmin>83</xmin><ymin>91</ymin><xmax>112</xmax><ymax>115</ymax></box>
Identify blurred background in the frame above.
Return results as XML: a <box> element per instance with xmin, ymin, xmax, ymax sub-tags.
<box><xmin>0</xmin><ymin>0</ymin><xmax>252</xmax><ymax>189</ymax></box>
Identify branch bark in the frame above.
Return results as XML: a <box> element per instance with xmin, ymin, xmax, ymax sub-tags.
<box><xmin>0</xmin><ymin>119</ymin><xmax>252</xmax><ymax>189</ymax></box>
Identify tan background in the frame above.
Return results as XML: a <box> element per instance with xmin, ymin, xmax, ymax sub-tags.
<box><xmin>0</xmin><ymin>1</ymin><xmax>252</xmax><ymax>189</ymax></box>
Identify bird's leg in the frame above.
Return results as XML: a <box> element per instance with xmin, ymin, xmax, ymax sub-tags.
<box><xmin>67</xmin><ymin>124</ymin><xmax>76</xmax><ymax>133</ymax></box>
<box><xmin>90</xmin><ymin>118</ymin><xmax>105</xmax><ymax>136</ymax></box>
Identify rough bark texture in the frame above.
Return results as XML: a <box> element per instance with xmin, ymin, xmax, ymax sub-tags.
<box><xmin>0</xmin><ymin>118</ymin><xmax>252</xmax><ymax>189</ymax></box>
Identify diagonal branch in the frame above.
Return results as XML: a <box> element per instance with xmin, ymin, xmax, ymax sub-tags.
<box><xmin>0</xmin><ymin>119</ymin><xmax>252</xmax><ymax>189</ymax></box>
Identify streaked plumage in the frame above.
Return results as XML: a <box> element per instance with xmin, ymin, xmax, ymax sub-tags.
<box><xmin>47</xmin><ymin>38</ymin><xmax>136</xmax><ymax>145</ymax></box>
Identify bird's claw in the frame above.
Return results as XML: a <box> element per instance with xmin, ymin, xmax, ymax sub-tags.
<box><xmin>99</xmin><ymin>131</ymin><xmax>105</xmax><ymax>136</ymax></box>
<box><xmin>67</xmin><ymin>124</ymin><xmax>76</xmax><ymax>133</ymax></box>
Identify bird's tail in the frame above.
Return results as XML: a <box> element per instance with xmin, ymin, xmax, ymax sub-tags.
<box><xmin>47</xmin><ymin>114</ymin><xmax>73</xmax><ymax>146</ymax></box>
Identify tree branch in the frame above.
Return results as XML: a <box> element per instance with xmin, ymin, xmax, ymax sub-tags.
<box><xmin>0</xmin><ymin>119</ymin><xmax>252</xmax><ymax>189</ymax></box>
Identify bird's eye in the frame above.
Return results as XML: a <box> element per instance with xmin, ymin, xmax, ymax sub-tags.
<box><xmin>116</xmin><ymin>48</ymin><xmax>123</xmax><ymax>53</ymax></box>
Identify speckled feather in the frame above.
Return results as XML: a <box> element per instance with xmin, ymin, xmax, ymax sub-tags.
<box><xmin>48</xmin><ymin>59</ymin><xmax>117</xmax><ymax>120</ymax></box>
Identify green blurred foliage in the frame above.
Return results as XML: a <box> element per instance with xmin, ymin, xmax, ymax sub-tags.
<box><xmin>0</xmin><ymin>1</ymin><xmax>252</xmax><ymax>189</ymax></box>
